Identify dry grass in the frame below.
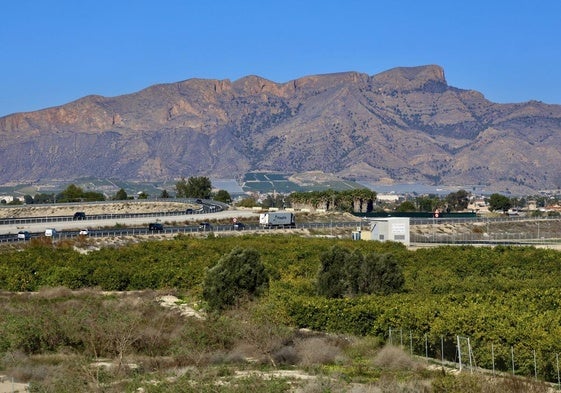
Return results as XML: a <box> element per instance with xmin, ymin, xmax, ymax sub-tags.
<box><xmin>372</xmin><ymin>345</ymin><xmax>421</xmax><ymax>371</ymax></box>
<box><xmin>295</xmin><ymin>337</ymin><xmax>347</xmax><ymax>367</ymax></box>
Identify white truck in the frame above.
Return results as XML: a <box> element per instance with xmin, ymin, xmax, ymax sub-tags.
<box><xmin>259</xmin><ymin>212</ymin><xmax>296</xmax><ymax>229</ymax></box>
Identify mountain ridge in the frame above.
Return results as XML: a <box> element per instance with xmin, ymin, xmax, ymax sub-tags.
<box><xmin>2</xmin><ymin>64</ymin><xmax>561</xmax><ymax>194</ymax></box>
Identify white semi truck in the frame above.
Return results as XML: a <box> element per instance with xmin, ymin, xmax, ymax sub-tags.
<box><xmin>259</xmin><ymin>212</ymin><xmax>296</xmax><ymax>229</ymax></box>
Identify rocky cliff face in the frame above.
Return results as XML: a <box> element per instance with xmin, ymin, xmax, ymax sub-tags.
<box><xmin>2</xmin><ymin>64</ymin><xmax>561</xmax><ymax>193</ymax></box>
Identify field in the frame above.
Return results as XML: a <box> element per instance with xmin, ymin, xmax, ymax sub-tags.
<box><xmin>0</xmin><ymin>231</ymin><xmax>560</xmax><ymax>391</ymax></box>
<box><xmin>241</xmin><ymin>171</ymin><xmax>366</xmax><ymax>193</ymax></box>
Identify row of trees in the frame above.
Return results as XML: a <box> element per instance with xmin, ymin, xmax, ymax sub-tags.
<box><xmin>394</xmin><ymin>190</ymin><xmax>520</xmax><ymax>213</ymax></box>
<box><xmin>290</xmin><ymin>189</ymin><xmax>377</xmax><ymax>212</ymax></box>
<box><xmin>3</xmin><ymin>176</ymin><xmax>233</xmax><ymax>205</ymax></box>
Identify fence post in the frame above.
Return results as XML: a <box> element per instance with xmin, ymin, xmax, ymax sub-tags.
<box><xmin>533</xmin><ymin>349</ymin><xmax>537</xmax><ymax>381</ymax></box>
<box><xmin>491</xmin><ymin>343</ymin><xmax>495</xmax><ymax>376</ymax></box>
<box><xmin>511</xmin><ymin>346</ymin><xmax>515</xmax><ymax>376</ymax></box>
<box><xmin>555</xmin><ymin>353</ymin><xmax>561</xmax><ymax>389</ymax></box>
<box><xmin>457</xmin><ymin>336</ymin><xmax>462</xmax><ymax>371</ymax></box>
<box><xmin>425</xmin><ymin>335</ymin><xmax>428</xmax><ymax>362</ymax></box>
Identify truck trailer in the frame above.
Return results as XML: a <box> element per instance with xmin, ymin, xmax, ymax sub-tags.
<box><xmin>259</xmin><ymin>212</ymin><xmax>296</xmax><ymax>229</ymax></box>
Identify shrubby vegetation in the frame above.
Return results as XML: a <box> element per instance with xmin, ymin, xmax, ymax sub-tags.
<box><xmin>175</xmin><ymin>176</ymin><xmax>212</xmax><ymax>199</ymax></box>
<box><xmin>203</xmin><ymin>247</ymin><xmax>269</xmax><ymax>311</ymax></box>
<box><xmin>1</xmin><ymin>236</ymin><xmax>561</xmax><ymax>389</ymax></box>
<box><xmin>317</xmin><ymin>245</ymin><xmax>404</xmax><ymax>297</ymax></box>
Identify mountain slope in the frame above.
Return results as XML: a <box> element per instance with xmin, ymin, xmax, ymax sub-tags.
<box><xmin>2</xmin><ymin>64</ymin><xmax>561</xmax><ymax>193</ymax></box>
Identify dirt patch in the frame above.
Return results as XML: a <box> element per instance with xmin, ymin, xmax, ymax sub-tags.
<box><xmin>0</xmin><ymin>201</ymin><xmax>194</xmax><ymax>219</ymax></box>
<box><xmin>0</xmin><ymin>376</ymin><xmax>28</xmax><ymax>393</ymax></box>
<box><xmin>157</xmin><ymin>295</ymin><xmax>205</xmax><ymax>320</ymax></box>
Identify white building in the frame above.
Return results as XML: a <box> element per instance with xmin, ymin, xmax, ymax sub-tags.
<box><xmin>359</xmin><ymin>217</ymin><xmax>410</xmax><ymax>246</ymax></box>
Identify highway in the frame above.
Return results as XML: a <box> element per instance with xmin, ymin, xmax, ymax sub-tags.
<box><xmin>0</xmin><ymin>209</ymin><xmax>262</xmax><ymax>240</ymax></box>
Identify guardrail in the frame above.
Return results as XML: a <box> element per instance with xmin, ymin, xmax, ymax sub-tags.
<box><xmin>0</xmin><ymin>221</ymin><xmax>361</xmax><ymax>243</ymax></box>
<box><xmin>0</xmin><ymin>199</ymin><xmax>225</xmax><ymax>226</ymax></box>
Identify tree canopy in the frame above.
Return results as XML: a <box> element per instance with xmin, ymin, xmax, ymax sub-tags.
<box><xmin>317</xmin><ymin>245</ymin><xmax>405</xmax><ymax>298</ymax></box>
<box><xmin>488</xmin><ymin>193</ymin><xmax>512</xmax><ymax>212</ymax></box>
<box><xmin>176</xmin><ymin>176</ymin><xmax>212</xmax><ymax>199</ymax></box>
<box><xmin>202</xmin><ymin>247</ymin><xmax>269</xmax><ymax>312</ymax></box>
<box><xmin>213</xmin><ymin>189</ymin><xmax>232</xmax><ymax>204</ymax></box>
<box><xmin>114</xmin><ymin>188</ymin><xmax>129</xmax><ymax>201</ymax></box>
<box><xmin>56</xmin><ymin>184</ymin><xmax>105</xmax><ymax>203</ymax></box>
<box><xmin>445</xmin><ymin>189</ymin><xmax>470</xmax><ymax>211</ymax></box>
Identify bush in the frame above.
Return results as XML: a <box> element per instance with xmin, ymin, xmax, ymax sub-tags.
<box><xmin>202</xmin><ymin>247</ymin><xmax>269</xmax><ymax>312</ymax></box>
<box><xmin>372</xmin><ymin>344</ymin><xmax>419</xmax><ymax>371</ymax></box>
<box><xmin>317</xmin><ymin>246</ymin><xmax>405</xmax><ymax>298</ymax></box>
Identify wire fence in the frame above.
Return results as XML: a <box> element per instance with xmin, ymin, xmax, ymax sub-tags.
<box><xmin>387</xmin><ymin>327</ymin><xmax>561</xmax><ymax>387</ymax></box>
<box><xmin>410</xmin><ymin>217</ymin><xmax>561</xmax><ymax>246</ymax></box>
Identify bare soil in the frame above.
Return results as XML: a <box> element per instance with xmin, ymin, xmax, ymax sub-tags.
<box><xmin>0</xmin><ymin>201</ymin><xmax>193</xmax><ymax>219</ymax></box>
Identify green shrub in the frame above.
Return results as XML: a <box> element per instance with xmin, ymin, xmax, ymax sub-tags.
<box><xmin>202</xmin><ymin>247</ymin><xmax>269</xmax><ymax>312</ymax></box>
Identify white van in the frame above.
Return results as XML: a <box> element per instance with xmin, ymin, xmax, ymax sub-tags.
<box><xmin>45</xmin><ymin>228</ymin><xmax>57</xmax><ymax>237</ymax></box>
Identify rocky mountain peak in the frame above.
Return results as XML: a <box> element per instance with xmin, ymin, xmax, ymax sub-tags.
<box><xmin>371</xmin><ymin>64</ymin><xmax>447</xmax><ymax>92</ymax></box>
<box><xmin>1</xmin><ymin>65</ymin><xmax>561</xmax><ymax>194</ymax></box>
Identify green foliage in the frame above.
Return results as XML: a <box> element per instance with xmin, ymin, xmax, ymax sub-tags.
<box><xmin>55</xmin><ymin>184</ymin><xmax>106</xmax><ymax>202</ymax></box>
<box><xmin>5</xmin><ymin>236</ymin><xmax>561</xmax><ymax>382</ymax></box>
<box><xmin>445</xmin><ymin>189</ymin><xmax>470</xmax><ymax>211</ymax></box>
<box><xmin>488</xmin><ymin>193</ymin><xmax>512</xmax><ymax>212</ymax></box>
<box><xmin>236</xmin><ymin>197</ymin><xmax>258</xmax><ymax>207</ymax></box>
<box><xmin>359</xmin><ymin>252</ymin><xmax>404</xmax><ymax>295</ymax></box>
<box><xmin>416</xmin><ymin>195</ymin><xmax>441</xmax><ymax>212</ymax></box>
<box><xmin>290</xmin><ymin>188</ymin><xmax>376</xmax><ymax>212</ymax></box>
<box><xmin>396</xmin><ymin>200</ymin><xmax>416</xmax><ymax>212</ymax></box>
<box><xmin>175</xmin><ymin>176</ymin><xmax>212</xmax><ymax>199</ymax></box>
<box><xmin>317</xmin><ymin>246</ymin><xmax>349</xmax><ymax>298</ymax></box>
<box><xmin>214</xmin><ymin>189</ymin><xmax>232</xmax><ymax>204</ymax></box>
<box><xmin>317</xmin><ymin>246</ymin><xmax>405</xmax><ymax>298</ymax></box>
<box><xmin>33</xmin><ymin>192</ymin><xmax>55</xmax><ymax>204</ymax></box>
<box><xmin>203</xmin><ymin>247</ymin><xmax>269</xmax><ymax>311</ymax></box>
<box><xmin>114</xmin><ymin>188</ymin><xmax>129</xmax><ymax>200</ymax></box>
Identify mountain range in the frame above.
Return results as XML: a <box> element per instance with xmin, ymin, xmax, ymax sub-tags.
<box><xmin>2</xmin><ymin>64</ymin><xmax>561</xmax><ymax>194</ymax></box>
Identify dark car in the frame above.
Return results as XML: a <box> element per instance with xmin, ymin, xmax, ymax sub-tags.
<box><xmin>148</xmin><ymin>223</ymin><xmax>164</xmax><ymax>231</ymax></box>
<box><xmin>198</xmin><ymin>222</ymin><xmax>213</xmax><ymax>231</ymax></box>
<box><xmin>73</xmin><ymin>212</ymin><xmax>86</xmax><ymax>220</ymax></box>
<box><xmin>186</xmin><ymin>208</ymin><xmax>194</xmax><ymax>214</ymax></box>
<box><xmin>195</xmin><ymin>199</ymin><xmax>203</xmax><ymax>204</ymax></box>
<box><xmin>17</xmin><ymin>230</ymin><xmax>31</xmax><ymax>240</ymax></box>
<box><xmin>233</xmin><ymin>222</ymin><xmax>245</xmax><ymax>230</ymax></box>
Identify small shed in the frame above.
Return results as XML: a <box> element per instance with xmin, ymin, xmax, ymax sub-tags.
<box><xmin>360</xmin><ymin>217</ymin><xmax>410</xmax><ymax>246</ymax></box>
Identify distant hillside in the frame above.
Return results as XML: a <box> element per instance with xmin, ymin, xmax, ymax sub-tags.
<box><xmin>2</xmin><ymin>64</ymin><xmax>561</xmax><ymax>194</ymax></box>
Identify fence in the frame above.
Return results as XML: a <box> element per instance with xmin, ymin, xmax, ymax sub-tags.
<box><xmin>387</xmin><ymin>327</ymin><xmax>561</xmax><ymax>387</ymax></box>
<box><xmin>410</xmin><ymin>217</ymin><xmax>561</xmax><ymax>246</ymax></box>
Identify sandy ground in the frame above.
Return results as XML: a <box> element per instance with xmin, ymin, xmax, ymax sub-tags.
<box><xmin>0</xmin><ymin>201</ymin><xmax>193</xmax><ymax>219</ymax></box>
<box><xmin>0</xmin><ymin>376</ymin><xmax>28</xmax><ymax>392</ymax></box>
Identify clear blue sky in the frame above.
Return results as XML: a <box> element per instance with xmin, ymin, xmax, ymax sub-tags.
<box><xmin>1</xmin><ymin>1</ymin><xmax>560</xmax><ymax>117</ymax></box>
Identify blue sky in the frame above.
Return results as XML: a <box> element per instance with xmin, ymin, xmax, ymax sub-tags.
<box><xmin>1</xmin><ymin>1</ymin><xmax>560</xmax><ymax>117</ymax></box>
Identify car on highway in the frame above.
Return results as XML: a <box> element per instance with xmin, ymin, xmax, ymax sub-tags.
<box><xmin>17</xmin><ymin>230</ymin><xmax>31</xmax><ymax>240</ymax></box>
<box><xmin>186</xmin><ymin>208</ymin><xmax>194</xmax><ymax>214</ymax></box>
<box><xmin>73</xmin><ymin>212</ymin><xmax>86</xmax><ymax>220</ymax></box>
<box><xmin>198</xmin><ymin>222</ymin><xmax>213</xmax><ymax>231</ymax></box>
<box><xmin>79</xmin><ymin>229</ymin><xmax>89</xmax><ymax>236</ymax></box>
<box><xmin>45</xmin><ymin>228</ymin><xmax>57</xmax><ymax>237</ymax></box>
<box><xmin>148</xmin><ymin>223</ymin><xmax>164</xmax><ymax>231</ymax></box>
<box><xmin>232</xmin><ymin>222</ymin><xmax>245</xmax><ymax>230</ymax></box>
